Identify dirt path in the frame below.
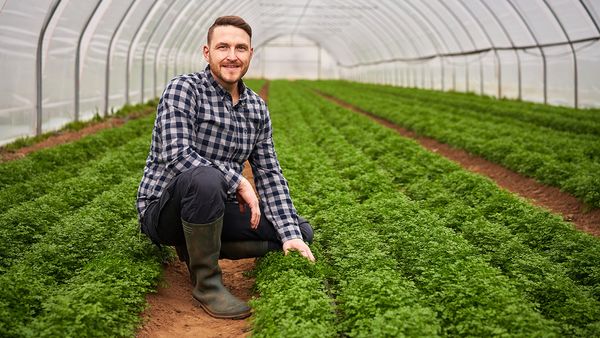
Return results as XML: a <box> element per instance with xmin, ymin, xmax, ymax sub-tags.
<box><xmin>316</xmin><ymin>91</ymin><xmax>600</xmax><ymax>237</ymax></box>
<box><xmin>0</xmin><ymin>119</ymin><xmax>125</xmax><ymax>162</ymax></box>
<box><xmin>136</xmin><ymin>83</ymin><xmax>271</xmax><ymax>337</ymax></box>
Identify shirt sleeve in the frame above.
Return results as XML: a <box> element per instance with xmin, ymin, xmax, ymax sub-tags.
<box><xmin>158</xmin><ymin>77</ymin><xmax>242</xmax><ymax>194</ymax></box>
<box><xmin>249</xmin><ymin>106</ymin><xmax>303</xmax><ymax>243</ymax></box>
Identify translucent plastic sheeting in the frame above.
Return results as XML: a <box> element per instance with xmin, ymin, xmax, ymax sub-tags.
<box><xmin>0</xmin><ymin>0</ymin><xmax>599</xmax><ymax>145</ymax></box>
<box><xmin>0</xmin><ymin>0</ymin><xmax>52</xmax><ymax>143</ymax></box>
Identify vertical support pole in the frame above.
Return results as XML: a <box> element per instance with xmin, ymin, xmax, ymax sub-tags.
<box><xmin>105</xmin><ymin>0</ymin><xmax>137</xmax><ymax>116</ymax></box>
<box><xmin>36</xmin><ymin>0</ymin><xmax>62</xmax><ymax>136</ymax></box>
<box><xmin>75</xmin><ymin>0</ymin><xmax>103</xmax><ymax>122</ymax></box>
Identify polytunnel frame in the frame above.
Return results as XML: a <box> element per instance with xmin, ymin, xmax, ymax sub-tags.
<box><xmin>252</xmin><ymin>1</ymin><xmax>392</xmax><ymax>69</ymax></box>
<box><xmin>335</xmin><ymin>0</ymin><xmax>600</xmax><ymax>108</ymax></box>
<box><xmin>125</xmin><ymin>0</ymin><xmax>159</xmax><ymax>105</ymax></box>
<box><xmin>140</xmin><ymin>0</ymin><xmax>184</xmax><ymax>104</ymax></box>
<box><xmin>456</xmin><ymin>0</ymin><xmax>502</xmax><ymax>98</ymax></box>
<box><xmin>74</xmin><ymin>0</ymin><xmax>102</xmax><ymax>122</ymax></box>
<box><xmin>30</xmin><ymin>0</ymin><xmax>600</xmax><ymax>138</ymax></box>
<box><xmin>152</xmin><ymin>0</ymin><xmax>203</xmax><ymax>99</ymax></box>
<box><xmin>104</xmin><ymin>0</ymin><xmax>137</xmax><ymax>116</ymax></box>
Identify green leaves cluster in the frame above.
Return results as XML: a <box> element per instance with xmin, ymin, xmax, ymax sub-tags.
<box><xmin>308</xmin><ymin>80</ymin><xmax>600</xmax><ymax>207</ymax></box>
<box><xmin>248</xmin><ymin>80</ymin><xmax>600</xmax><ymax>337</ymax></box>
<box><xmin>0</xmin><ymin>107</ymin><xmax>165</xmax><ymax>337</ymax></box>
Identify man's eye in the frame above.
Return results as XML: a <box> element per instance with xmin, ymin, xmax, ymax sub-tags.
<box><xmin>236</xmin><ymin>47</ymin><xmax>247</xmax><ymax>52</ymax></box>
<box><xmin>217</xmin><ymin>45</ymin><xmax>227</xmax><ymax>50</ymax></box>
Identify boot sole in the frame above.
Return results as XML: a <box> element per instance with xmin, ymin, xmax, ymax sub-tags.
<box><xmin>193</xmin><ymin>298</ymin><xmax>252</xmax><ymax>320</ymax></box>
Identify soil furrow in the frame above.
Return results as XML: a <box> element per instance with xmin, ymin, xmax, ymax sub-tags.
<box><xmin>316</xmin><ymin>90</ymin><xmax>600</xmax><ymax>237</ymax></box>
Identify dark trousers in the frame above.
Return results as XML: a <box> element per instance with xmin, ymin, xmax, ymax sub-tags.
<box><xmin>141</xmin><ymin>166</ymin><xmax>313</xmax><ymax>249</ymax></box>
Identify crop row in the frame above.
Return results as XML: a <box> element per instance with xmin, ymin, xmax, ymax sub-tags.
<box><xmin>291</xmin><ymin>82</ymin><xmax>600</xmax><ymax>335</ymax></box>
<box><xmin>0</xmin><ymin>135</ymin><xmax>153</xmax><ymax>271</ymax></box>
<box><xmin>0</xmin><ymin>175</ymin><xmax>165</xmax><ymax>337</ymax></box>
<box><xmin>251</xmin><ymin>81</ymin><xmax>600</xmax><ymax>336</ymax></box>
<box><xmin>0</xmin><ymin>101</ymin><xmax>168</xmax><ymax>336</ymax></box>
<box><xmin>302</xmin><ymin>82</ymin><xmax>600</xmax><ymax>302</ymax></box>
<box><xmin>0</xmin><ymin>101</ymin><xmax>156</xmax><ymax>191</ymax></box>
<box><xmin>0</xmin><ymin>115</ymin><xmax>155</xmax><ymax>214</ymax></box>
<box><xmin>306</xmin><ymin>80</ymin><xmax>600</xmax><ymax>208</ymax></box>
<box><xmin>331</xmin><ymin>80</ymin><xmax>600</xmax><ymax>136</ymax></box>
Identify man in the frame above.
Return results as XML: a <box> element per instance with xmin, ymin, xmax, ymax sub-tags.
<box><xmin>136</xmin><ymin>16</ymin><xmax>314</xmax><ymax>320</ymax></box>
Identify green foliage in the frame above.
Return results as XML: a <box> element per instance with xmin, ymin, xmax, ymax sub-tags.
<box><xmin>306</xmin><ymin>80</ymin><xmax>600</xmax><ymax>207</ymax></box>
<box><xmin>251</xmin><ymin>252</ymin><xmax>336</xmax><ymax>338</ymax></box>
<box><xmin>2</xmin><ymin>78</ymin><xmax>599</xmax><ymax>337</ymax></box>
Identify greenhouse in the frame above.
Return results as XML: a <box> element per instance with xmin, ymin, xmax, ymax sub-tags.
<box><xmin>1</xmin><ymin>0</ymin><xmax>599</xmax><ymax>337</ymax></box>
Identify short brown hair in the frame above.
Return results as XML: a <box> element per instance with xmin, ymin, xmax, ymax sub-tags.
<box><xmin>207</xmin><ymin>16</ymin><xmax>252</xmax><ymax>45</ymax></box>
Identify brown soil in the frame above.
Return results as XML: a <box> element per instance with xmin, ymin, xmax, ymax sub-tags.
<box><xmin>0</xmin><ymin>119</ymin><xmax>125</xmax><ymax>162</ymax></box>
<box><xmin>135</xmin><ymin>84</ymin><xmax>270</xmax><ymax>337</ymax></box>
<box><xmin>136</xmin><ymin>259</ymin><xmax>255</xmax><ymax>338</ymax></box>
<box><xmin>317</xmin><ymin>91</ymin><xmax>600</xmax><ymax>237</ymax></box>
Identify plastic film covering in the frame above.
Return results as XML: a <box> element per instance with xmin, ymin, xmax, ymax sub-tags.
<box><xmin>0</xmin><ymin>0</ymin><xmax>599</xmax><ymax>145</ymax></box>
<box><xmin>0</xmin><ymin>0</ymin><xmax>51</xmax><ymax>142</ymax></box>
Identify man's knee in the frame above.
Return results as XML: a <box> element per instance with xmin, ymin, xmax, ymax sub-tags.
<box><xmin>185</xmin><ymin>166</ymin><xmax>227</xmax><ymax>194</ymax></box>
<box><xmin>179</xmin><ymin>166</ymin><xmax>228</xmax><ymax>223</ymax></box>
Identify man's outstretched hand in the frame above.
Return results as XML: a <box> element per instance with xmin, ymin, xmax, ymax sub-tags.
<box><xmin>236</xmin><ymin>177</ymin><xmax>260</xmax><ymax>229</ymax></box>
<box><xmin>283</xmin><ymin>238</ymin><xmax>315</xmax><ymax>262</ymax></box>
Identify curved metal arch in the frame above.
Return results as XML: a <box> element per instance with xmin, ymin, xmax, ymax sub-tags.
<box><xmin>159</xmin><ymin>0</ymin><xmax>210</xmax><ymax>84</ymax></box>
<box><xmin>250</xmin><ymin>1</ymin><xmax>387</xmax><ymax>66</ymax></box>
<box><xmin>436</xmin><ymin>0</ymin><xmax>481</xmax><ymax>93</ymax></box>
<box><xmin>456</xmin><ymin>0</ymin><xmax>502</xmax><ymax>97</ymax></box>
<box><xmin>36</xmin><ymin>0</ymin><xmax>62</xmax><ymax>136</ymax></box>
<box><xmin>399</xmin><ymin>1</ymin><xmax>450</xmax><ymax>90</ymax></box>
<box><xmin>152</xmin><ymin>0</ymin><xmax>200</xmax><ymax>98</ymax></box>
<box><xmin>418</xmin><ymin>0</ymin><xmax>466</xmax><ymax>90</ymax></box>
<box><xmin>252</xmin><ymin>30</ymin><xmax>352</xmax><ymax>70</ymax></box>
<box><xmin>249</xmin><ymin>9</ymin><xmax>360</xmax><ymax>67</ymax></box>
<box><xmin>378</xmin><ymin>2</ymin><xmax>422</xmax><ymax>58</ymax></box>
<box><xmin>381</xmin><ymin>1</ymin><xmax>439</xmax><ymax>87</ymax></box>
<box><xmin>343</xmin><ymin>0</ymin><xmax>407</xmax><ymax>63</ymax></box>
<box><xmin>140</xmin><ymin>0</ymin><xmax>180</xmax><ymax>103</ymax></box>
<box><xmin>480</xmin><ymin>0</ymin><xmax>523</xmax><ymax>100</ymax></box>
<box><xmin>506</xmin><ymin>0</ymin><xmax>548</xmax><ymax>104</ymax></box>
<box><xmin>74</xmin><ymin>0</ymin><xmax>102</xmax><ymax>122</ymax></box>
<box><xmin>351</xmin><ymin>0</ymin><xmax>412</xmax><ymax>84</ymax></box>
<box><xmin>104</xmin><ymin>0</ymin><xmax>137</xmax><ymax>116</ymax></box>
<box><xmin>125</xmin><ymin>0</ymin><xmax>159</xmax><ymax>104</ymax></box>
<box><xmin>450</xmin><ymin>0</ymin><xmax>502</xmax><ymax>97</ymax></box>
<box><xmin>580</xmin><ymin>0</ymin><xmax>600</xmax><ymax>34</ymax></box>
<box><xmin>377</xmin><ymin>1</ymin><xmax>424</xmax><ymax>86</ymax></box>
<box><xmin>171</xmin><ymin>0</ymin><xmax>222</xmax><ymax>76</ymax></box>
<box><xmin>542</xmin><ymin>0</ymin><xmax>578</xmax><ymax>108</ymax></box>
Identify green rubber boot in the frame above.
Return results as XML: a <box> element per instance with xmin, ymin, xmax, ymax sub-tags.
<box><xmin>220</xmin><ymin>241</ymin><xmax>271</xmax><ymax>260</ymax></box>
<box><xmin>182</xmin><ymin>215</ymin><xmax>251</xmax><ymax>319</ymax></box>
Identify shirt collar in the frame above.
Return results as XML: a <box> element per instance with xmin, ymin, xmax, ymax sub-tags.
<box><xmin>204</xmin><ymin>65</ymin><xmax>248</xmax><ymax>104</ymax></box>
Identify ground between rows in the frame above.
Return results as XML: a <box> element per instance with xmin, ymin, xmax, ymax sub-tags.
<box><xmin>316</xmin><ymin>90</ymin><xmax>600</xmax><ymax>237</ymax></box>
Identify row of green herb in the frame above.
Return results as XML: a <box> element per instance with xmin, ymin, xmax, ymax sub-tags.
<box><xmin>306</xmin><ymin>80</ymin><xmax>600</xmax><ymax>208</ymax></box>
<box><xmin>250</xmin><ymin>81</ymin><xmax>600</xmax><ymax>336</ymax></box>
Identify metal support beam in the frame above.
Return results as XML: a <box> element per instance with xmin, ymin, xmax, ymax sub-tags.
<box><xmin>36</xmin><ymin>0</ymin><xmax>61</xmax><ymax>136</ymax></box>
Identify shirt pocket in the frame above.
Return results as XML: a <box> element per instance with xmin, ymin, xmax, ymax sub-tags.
<box><xmin>195</xmin><ymin>112</ymin><xmax>236</xmax><ymax>161</ymax></box>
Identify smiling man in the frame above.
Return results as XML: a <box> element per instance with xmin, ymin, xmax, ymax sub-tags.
<box><xmin>136</xmin><ymin>16</ymin><xmax>314</xmax><ymax>319</ymax></box>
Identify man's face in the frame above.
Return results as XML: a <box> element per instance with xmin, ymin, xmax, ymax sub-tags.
<box><xmin>203</xmin><ymin>25</ymin><xmax>253</xmax><ymax>89</ymax></box>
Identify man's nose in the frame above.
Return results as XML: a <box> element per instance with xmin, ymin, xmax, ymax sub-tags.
<box><xmin>226</xmin><ymin>47</ymin><xmax>237</xmax><ymax>59</ymax></box>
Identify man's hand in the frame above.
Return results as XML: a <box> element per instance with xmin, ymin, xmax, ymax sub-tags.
<box><xmin>283</xmin><ymin>238</ymin><xmax>315</xmax><ymax>262</ymax></box>
<box><xmin>236</xmin><ymin>177</ymin><xmax>260</xmax><ymax>229</ymax></box>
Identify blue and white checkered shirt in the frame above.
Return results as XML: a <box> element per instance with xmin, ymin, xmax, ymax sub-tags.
<box><xmin>136</xmin><ymin>66</ymin><xmax>302</xmax><ymax>243</ymax></box>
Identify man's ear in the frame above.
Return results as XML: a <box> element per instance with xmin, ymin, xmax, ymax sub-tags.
<box><xmin>202</xmin><ymin>45</ymin><xmax>209</xmax><ymax>62</ymax></box>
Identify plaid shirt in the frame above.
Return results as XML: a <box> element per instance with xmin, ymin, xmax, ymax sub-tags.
<box><xmin>136</xmin><ymin>66</ymin><xmax>302</xmax><ymax>243</ymax></box>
